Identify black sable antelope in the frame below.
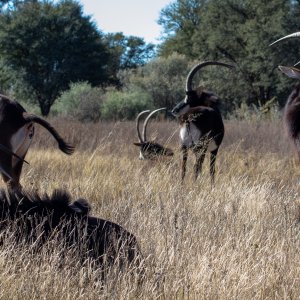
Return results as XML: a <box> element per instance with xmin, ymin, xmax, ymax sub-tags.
<box><xmin>172</xmin><ymin>61</ymin><xmax>235</xmax><ymax>183</ymax></box>
<box><xmin>0</xmin><ymin>188</ymin><xmax>141</xmax><ymax>269</ymax></box>
<box><xmin>0</xmin><ymin>94</ymin><xmax>74</xmax><ymax>190</ymax></box>
<box><xmin>133</xmin><ymin>108</ymin><xmax>174</xmax><ymax>159</ymax></box>
<box><xmin>270</xmin><ymin>32</ymin><xmax>300</xmax><ymax>160</ymax></box>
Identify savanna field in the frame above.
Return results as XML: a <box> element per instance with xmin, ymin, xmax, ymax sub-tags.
<box><xmin>1</xmin><ymin>117</ymin><xmax>300</xmax><ymax>299</ymax></box>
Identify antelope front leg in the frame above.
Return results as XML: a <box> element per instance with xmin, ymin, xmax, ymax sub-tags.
<box><xmin>181</xmin><ymin>145</ymin><xmax>188</xmax><ymax>182</ymax></box>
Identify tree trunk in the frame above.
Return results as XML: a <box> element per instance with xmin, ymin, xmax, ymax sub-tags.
<box><xmin>38</xmin><ymin>95</ymin><xmax>51</xmax><ymax>116</ymax></box>
<box><xmin>259</xmin><ymin>86</ymin><xmax>269</xmax><ymax>104</ymax></box>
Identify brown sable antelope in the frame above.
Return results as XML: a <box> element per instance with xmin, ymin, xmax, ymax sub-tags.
<box><xmin>0</xmin><ymin>188</ymin><xmax>141</xmax><ymax>270</ymax></box>
<box><xmin>270</xmin><ymin>32</ymin><xmax>300</xmax><ymax>159</ymax></box>
<box><xmin>171</xmin><ymin>61</ymin><xmax>235</xmax><ymax>183</ymax></box>
<box><xmin>133</xmin><ymin>108</ymin><xmax>174</xmax><ymax>159</ymax></box>
<box><xmin>0</xmin><ymin>94</ymin><xmax>74</xmax><ymax>190</ymax></box>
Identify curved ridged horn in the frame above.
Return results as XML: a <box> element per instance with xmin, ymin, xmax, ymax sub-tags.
<box><xmin>136</xmin><ymin>110</ymin><xmax>150</xmax><ymax>142</ymax></box>
<box><xmin>142</xmin><ymin>108</ymin><xmax>166</xmax><ymax>142</ymax></box>
<box><xmin>270</xmin><ymin>32</ymin><xmax>300</xmax><ymax>46</ymax></box>
<box><xmin>185</xmin><ymin>61</ymin><xmax>235</xmax><ymax>92</ymax></box>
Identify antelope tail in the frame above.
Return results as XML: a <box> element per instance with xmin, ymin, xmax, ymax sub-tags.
<box><xmin>23</xmin><ymin>113</ymin><xmax>75</xmax><ymax>155</ymax></box>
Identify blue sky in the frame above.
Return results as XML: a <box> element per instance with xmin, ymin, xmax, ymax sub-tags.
<box><xmin>79</xmin><ymin>0</ymin><xmax>172</xmax><ymax>44</ymax></box>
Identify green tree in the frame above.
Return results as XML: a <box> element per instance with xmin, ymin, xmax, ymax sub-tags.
<box><xmin>158</xmin><ymin>0</ymin><xmax>300</xmax><ymax>109</ymax></box>
<box><xmin>195</xmin><ymin>0</ymin><xmax>294</xmax><ymax>106</ymax></box>
<box><xmin>0</xmin><ymin>0</ymin><xmax>110</xmax><ymax>115</ymax></box>
<box><xmin>101</xmin><ymin>89</ymin><xmax>152</xmax><ymax>120</ymax></box>
<box><xmin>52</xmin><ymin>82</ymin><xmax>103</xmax><ymax>122</ymax></box>
<box><xmin>104</xmin><ymin>32</ymin><xmax>156</xmax><ymax>86</ymax></box>
<box><xmin>158</xmin><ymin>0</ymin><xmax>204</xmax><ymax>57</ymax></box>
<box><xmin>126</xmin><ymin>53</ymin><xmax>191</xmax><ymax>109</ymax></box>
<box><xmin>0</xmin><ymin>58</ymin><xmax>34</xmax><ymax>102</ymax></box>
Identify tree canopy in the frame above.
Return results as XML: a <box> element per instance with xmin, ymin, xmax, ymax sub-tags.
<box><xmin>104</xmin><ymin>32</ymin><xmax>156</xmax><ymax>86</ymax></box>
<box><xmin>158</xmin><ymin>0</ymin><xmax>300</xmax><ymax>109</ymax></box>
<box><xmin>0</xmin><ymin>0</ymin><xmax>299</xmax><ymax>119</ymax></box>
<box><xmin>0</xmin><ymin>0</ymin><xmax>110</xmax><ymax>115</ymax></box>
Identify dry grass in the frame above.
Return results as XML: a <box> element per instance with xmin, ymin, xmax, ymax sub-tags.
<box><xmin>1</xmin><ymin>117</ymin><xmax>300</xmax><ymax>299</ymax></box>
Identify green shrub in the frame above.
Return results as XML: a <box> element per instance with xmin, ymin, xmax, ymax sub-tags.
<box><xmin>52</xmin><ymin>82</ymin><xmax>103</xmax><ymax>122</ymax></box>
<box><xmin>228</xmin><ymin>97</ymin><xmax>280</xmax><ymax>121</ymax></box>
<box><xmin>119</xmin><ymin>53</ymin><xmax>190</xmax><ymax>110</ymax></box>
<box><xmin>101</xmin><ymin>89</ymin><xmax>153</xmax><ymax>120</ymax></box>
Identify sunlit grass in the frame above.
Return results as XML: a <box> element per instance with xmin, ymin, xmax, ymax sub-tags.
<box><xmin>1</xmin><ymin>118</ymin><xmax>300</xmax><ymax>299</ymax></box>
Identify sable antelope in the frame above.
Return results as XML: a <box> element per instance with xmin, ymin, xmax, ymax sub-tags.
<box><xmin>0</xmin><ymin>94</ymin><xmax>74</xmax><ymax>190</ymax></box>
<box><xmin>133</xmin><ymin>108</ymin><xmax>174</xmax><ymax>159</ymax></box>
<box><xmin>0</xmin><ymin>188</ymin><xmax>141</xmax><ymax>269</ymax></box>
<box><xmin>270</xmin><ymin>32</ymin><xmax>300</xmax><ymax>159</ymax></box>
<box><xmin>172</xmin><ymin>61</ymin><xmax>235</xmax><ymax>183</ymax></box>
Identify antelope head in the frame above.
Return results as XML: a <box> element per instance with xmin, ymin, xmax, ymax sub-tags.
<box><xmin>133</xmin><ymin>108</ymin><xmax>174</xmax><ymax>160</ymax></box>
<box><xmin>172</xmin><ymin>61</ymin><xmax>235</xmax><ymax>117</ymax></box>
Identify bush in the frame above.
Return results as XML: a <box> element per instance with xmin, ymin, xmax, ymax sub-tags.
<box><xmin>228</xmin><ymin>97</ymin><xmax>280</xmax><ymax>121</ymax></box>
<box><xmin>121</xmin><ymin>53</ymin><xmax>190</xmax><ymax>109</ymax></box>
<box><xmin>101</xmin><ymin>89</ymin><xmax>153</xmax><ymax>120</ymax></box>
<box><xmin>52</xmin><ymin>82</ymin><xmax>103</xmax><ymax>122</ymax></box>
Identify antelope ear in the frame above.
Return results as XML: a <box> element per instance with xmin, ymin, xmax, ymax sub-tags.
<box><xmin>279</xmin><ymin>66</ymin><xmax>300</xmax><ymax>79</ymax></box>
<box><xmin>196</xmin><ymin>86</ymin><xmax>204</xmax><ymax>97</ymax></box>
<box><xmin>133</xmin><ymin>142</ymin><xmax>143</xmax><ymax>146</ymax></box>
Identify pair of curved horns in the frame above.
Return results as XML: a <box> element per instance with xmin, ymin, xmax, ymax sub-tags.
<box><xmin>186</xmin><ymin>61</ymin><xmax>235</xmax><ymax>92</ymax></box>
<box><xmin>136</xmin><ymin>108</ymin><xmax>166</xmax><ymax>143</ymax></box>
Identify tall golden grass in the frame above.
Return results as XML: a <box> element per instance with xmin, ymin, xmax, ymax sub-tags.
<box><xmin>1</xmin><ymin>117</ymin><xmax>300</xmax><ymax>299</ymax></box>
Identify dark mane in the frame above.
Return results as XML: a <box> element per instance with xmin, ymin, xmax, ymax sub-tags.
<box><xmin>0</xmin><ymin>188</ymin><xmax>86</xmax><ymax>221</ymax></box>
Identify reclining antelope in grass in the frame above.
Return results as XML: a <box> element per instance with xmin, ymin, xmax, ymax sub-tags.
<box><xmin>172</xmin><ymin>61</ymin><xmax>235</xmax><ymax>183</ymax></box>
<box><xmin>0</xmin><ymin>188</ymin><xmax>141</xmax><ymax>271</ymax></box>
<box><xmin>270</xmin><ymin>32</ymin><xmax>300</xmax><ymax>160</ymax></box>
<box><xmin>133</xmin><ymin>108</ymin><xmax>174</xmax><ymax>159</ymax></box>
<box><xmin>0</xmin><ymin>94</ymin><xmax>74</xmax><ymax>190</ymax></box>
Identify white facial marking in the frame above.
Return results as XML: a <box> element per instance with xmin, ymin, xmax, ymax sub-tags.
<box><xmin>139</xmin><ymin>151</ymin><xmax>145</xmax><ymax>160</ymax></box>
